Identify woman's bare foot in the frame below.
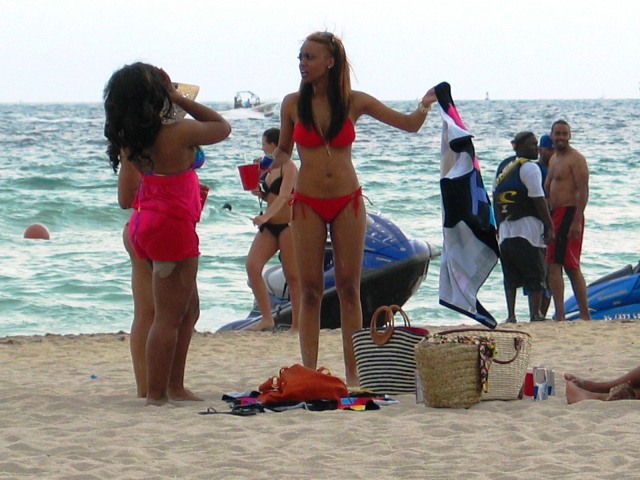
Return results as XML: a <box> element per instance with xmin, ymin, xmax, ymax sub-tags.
<box><xmin>566</xmin><ymin>381</ymin><xmax>607</xmax><ymax>404</ymax></box>
<box><xmin>564</xmin><ymin>373</ymin><xmax>584</xmax><ymax>388</ymax></box>
<box><xmin>249</xmin><ymin>318</ymin><xmax>275</xmax><ymax>332</ymax></box>
<box><xmin>168</xmin><ymin>388</ymin><xmax>204</xmax><ymax>402</ymax></box>
<box><xmin>145</xmin><ymin>394</ymin><xmax>170</xmax><ymax>406</ymax></box>
<box><xmin>564</xmin><ymin>373</ymin><xmax>610</xmax><ymax>393</ymax></box>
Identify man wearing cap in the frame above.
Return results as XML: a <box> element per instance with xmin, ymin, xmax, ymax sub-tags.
<box><xmin>493</xmin><ymin>132</ymin><xmax>555</xmax><ymax>323</ymax></box>
<box><xmin>538</xmin><ymin>134</ymin><xmax>554</xmax><ymax>183</ymax></box>
<box><xmin>537</xmin><ymin>133</ymin><xmax>554</xmax><ymax>317</ymax></box>
<box><xmin>544</xmin><ymin>120</ymin><xmax>591</xmax><ymax>320</ymax></box>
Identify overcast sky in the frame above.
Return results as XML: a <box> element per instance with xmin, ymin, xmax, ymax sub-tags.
<box><xmin>2</xmin><ymin>0</ymin><xmax>638</xmax><ymax>103</ymax></box>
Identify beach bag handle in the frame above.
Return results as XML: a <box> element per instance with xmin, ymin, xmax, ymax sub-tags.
<box><xmin>436</xmin><ymin>328</ymin><xmax>525</xmax><ymax>365</ymax></box>
<box><xmin>370</xmin><ymin>304</ymin><xmax>411</xmax><ymax>346</ymax></box>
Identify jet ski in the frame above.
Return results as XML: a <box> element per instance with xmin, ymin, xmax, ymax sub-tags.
<box><xmin>564</xmin><ymin>261</ymin><xmax>640</xmax><ymax>320</ymax></box>
<box><xmin>216</xmin><ymin>212</ymin><xmax>440</xmax><ymax>331</ymax></box>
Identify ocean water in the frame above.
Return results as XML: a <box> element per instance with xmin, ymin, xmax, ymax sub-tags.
<box><xmin>1</xmin><ymin>99</ymin><xmax>639</xmax><ymax>337</ymax></box>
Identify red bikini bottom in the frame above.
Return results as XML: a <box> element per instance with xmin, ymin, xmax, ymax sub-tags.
<box><xmin>290</xmin><ymin>187</ymin><xmax>363</xmax><ymax>223</ymax></box>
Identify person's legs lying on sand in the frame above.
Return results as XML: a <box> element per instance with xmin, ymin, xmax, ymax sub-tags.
<box><xmin>566</xmin><ymin>380</ymin><xmax>639</xmax><ymax>404</ymax></box>
<box><xmin>565</xmin><ymin>365</ymin><xmax>640</xmax><ymax>394</ymax></box>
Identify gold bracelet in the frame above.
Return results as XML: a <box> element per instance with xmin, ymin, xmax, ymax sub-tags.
<box><xmin>418</xmin><ymin>101</ymin><xmax>431</xmax><ymax>114</ymax></box>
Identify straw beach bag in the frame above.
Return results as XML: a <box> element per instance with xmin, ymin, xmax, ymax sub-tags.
<box><xmin>352</xmin><ymin>305</ymin><xmax>428</xmax><ymax>395</ymax></box>
<box><xmin>435</xmin><ymin>328</ymin><xmax>532</xmax><ymax>400</ymax></box>
<box><xmin>415</xmin><ymin>334</ymin><xmax>496</xmax><ymax>409</ymax></box>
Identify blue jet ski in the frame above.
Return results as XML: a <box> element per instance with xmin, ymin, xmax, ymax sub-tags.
<box><xmin>564</xmin><ymin>261</ymin><xmax>640</xmax><ymax>320</ymax></box>
<box><xmin>217</xmin><ymin>212</ymin><xmax>440</xmax><ymax>331</ymax></box>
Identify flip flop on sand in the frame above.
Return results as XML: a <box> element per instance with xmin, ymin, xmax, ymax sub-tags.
<box><xmin>198</xmin><ymin>405</ymin><xmax>263</xmax><ymax>416</ymax></box>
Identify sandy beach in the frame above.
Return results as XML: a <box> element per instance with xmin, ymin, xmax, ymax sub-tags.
<box><xmin>2</xmin><ymin>320</ymin><xmax>640</xmax><ymax>479</ymax></box>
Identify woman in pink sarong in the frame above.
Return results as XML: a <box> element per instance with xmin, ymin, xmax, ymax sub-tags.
<box><xmin>104</xmin><ymin>62</ymin><xmax>231</xmax><ymax>406</ymax></box>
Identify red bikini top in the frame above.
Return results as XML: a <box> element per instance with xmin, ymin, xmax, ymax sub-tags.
<box><xmin>293</xmin><ymin>118</ymin><xmax>356</xmax><ymax>148</ymax></box>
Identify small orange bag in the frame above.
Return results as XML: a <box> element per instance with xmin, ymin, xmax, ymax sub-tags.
<box><xmin>257</xmin><ymin>364</ymin><xmax>349</xmax><ymax>404</ymax></box>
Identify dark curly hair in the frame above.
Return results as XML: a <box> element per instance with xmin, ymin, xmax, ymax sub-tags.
<box><xmin>103</xmin><ymin>62</ymin><xmax>172</xmax><ymax>173</ymax></box>
<box><xmin>298</xmin><ymin>32</ymin><xmax>352</xmax><ymax>141</ymax></box>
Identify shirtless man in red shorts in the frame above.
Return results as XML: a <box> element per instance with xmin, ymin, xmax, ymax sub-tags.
<box><xmin>544</xmin><ymin>120</ymin><xmax>591</xmax><ymax>320</ymax></box>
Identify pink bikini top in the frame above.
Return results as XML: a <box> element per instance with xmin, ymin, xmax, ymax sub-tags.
<box><xmin>293</xmin><ymin>119</ymin><xmax>356</xmax><ymax>148</ymax></box>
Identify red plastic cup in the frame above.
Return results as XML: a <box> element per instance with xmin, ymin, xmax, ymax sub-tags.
<box><xmin>238</xmin><ymin>163</ymin><xmax>260</xmax><ymax>191</ymax></box>
<box><xmin>523</xmin><ymin>369</ymin><xmax>534</xmax><ymax>397</ymax></box>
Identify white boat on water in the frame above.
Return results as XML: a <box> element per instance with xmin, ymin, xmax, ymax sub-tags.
<box><xmin>233</xmin><ymin>90</ymin><xmax>278</xmax><ymax>117</ymax></box>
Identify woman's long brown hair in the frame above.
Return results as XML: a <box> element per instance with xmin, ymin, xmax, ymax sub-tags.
<box><xmin>297</xmin><ymin>32</ymin><xmax>352</xmax><ymax>141</ymax></box>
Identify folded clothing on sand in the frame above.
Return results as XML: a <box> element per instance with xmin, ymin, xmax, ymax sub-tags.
<box><xmin>215</xmin><ymin>390</ymin><xmax>398</xmax><ymax>413</ymax></box>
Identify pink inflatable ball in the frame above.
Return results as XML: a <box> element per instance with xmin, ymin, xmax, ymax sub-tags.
<box><xmin>23</xmin><ymin>224</ymin><xmax>51</xmax><ymax>240</ymax></box>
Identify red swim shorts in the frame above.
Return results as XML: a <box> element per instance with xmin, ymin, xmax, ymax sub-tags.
<box><xmin>545</xmin><ymin>206</ymin><xmax>583</xmax><ymax>270</ymax></box>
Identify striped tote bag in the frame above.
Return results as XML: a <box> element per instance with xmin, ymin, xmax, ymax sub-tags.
<box><xmin>352</xmin><ymin>305</ymin><xmax>428</xmax><ymax>395</ymax></box>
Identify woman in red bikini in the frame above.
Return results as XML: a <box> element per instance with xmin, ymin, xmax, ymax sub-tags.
<box><xmin>104</xmin><ymin>63</ymin><xmax>231</xmax><ymax>405</ymax></box>
<box><xmin>270</xmin><ymin>31</ymin><xmax>437</xmax><ymax>386</ymax></box>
